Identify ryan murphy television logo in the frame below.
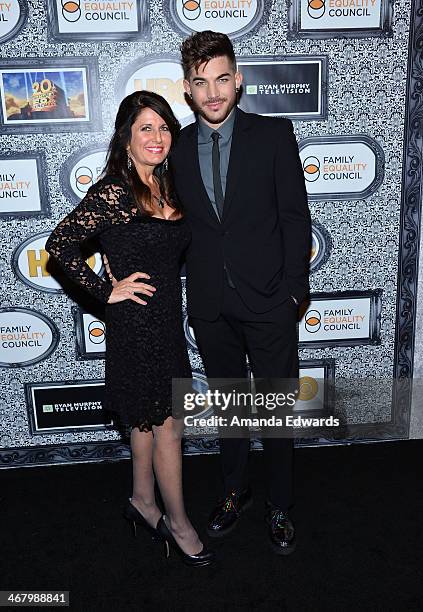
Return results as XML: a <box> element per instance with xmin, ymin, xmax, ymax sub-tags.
<box><xmin>237</xmin><ymin>56</ymin><xmax>326</xmax><ymax>120</ymax></box>
<box><xmin>25</xmin><ymin>379</ymin><xmax>111</xmax><ymax>434</ymax></box>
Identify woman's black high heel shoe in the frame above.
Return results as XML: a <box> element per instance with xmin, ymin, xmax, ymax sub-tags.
<box><xmin>156</xmin><ymin>515</ymin><xmax>215</xmax><ymax>566</ymax></box>
<box><xmin>123</xmin><ymin>499</ymin><xmax>162</xmax><ymax>543</ymax></box>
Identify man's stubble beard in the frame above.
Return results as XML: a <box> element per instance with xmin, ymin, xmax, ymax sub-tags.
<box><xmin>197</xmin><ymin>96</ymin><xmax>237</xmax><ymax>125</ymax></box>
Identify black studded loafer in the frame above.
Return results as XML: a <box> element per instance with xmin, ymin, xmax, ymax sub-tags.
<box><xmin>265</xmin><ymin>501</ymin><xmax>296</xmax><ymax>555</ymax></box>
<box><xmin>207</xmin><ymin>487</ymin><xmax>253</xmax><ymax>538</ymax></box>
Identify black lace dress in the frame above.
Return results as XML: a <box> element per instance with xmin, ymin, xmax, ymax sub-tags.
<box><xmin>46</xmin><ymin>176</ymin><xmax>192</xmax><ymax>432</ymax></box>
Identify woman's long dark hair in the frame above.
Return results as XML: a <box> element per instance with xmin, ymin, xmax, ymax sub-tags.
<box><xmin>103</xmin><ymin>90</ymin><xmax>181</xmax><ymax>214</ymax></box>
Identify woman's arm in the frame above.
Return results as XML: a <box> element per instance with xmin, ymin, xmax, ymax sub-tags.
<box><xmin>45</xmin><ymin>180</ymin><xmax>127</xmax><ymax>304</ymax></box>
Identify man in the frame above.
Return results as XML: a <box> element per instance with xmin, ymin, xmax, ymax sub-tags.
<box><xmin>170</xmin><ymin>31</ymin><xmax>311</xmax><ymax>555</ymax></box>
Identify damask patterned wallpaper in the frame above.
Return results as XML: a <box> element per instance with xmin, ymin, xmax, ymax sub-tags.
<box><xmin>0</xmin><ymin>0</ymin><xmax>417</xmax><ymax>461</ymax></box>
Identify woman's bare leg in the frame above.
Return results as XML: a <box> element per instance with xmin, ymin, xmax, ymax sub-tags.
<box><xmin>130</xmin><ymin>427</ymin><xmax>162</xmax><ymax>528</ymax></box>
<box><xmin>152</xmin><ymin>416</ymin><xmax>202</xmax><ymax>555</ymax></box>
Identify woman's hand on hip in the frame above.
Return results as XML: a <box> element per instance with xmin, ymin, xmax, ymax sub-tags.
<box><xmin>107</xmin><ymin>272</ymin><xmax>156</xmax><ymax>305</ymax></box>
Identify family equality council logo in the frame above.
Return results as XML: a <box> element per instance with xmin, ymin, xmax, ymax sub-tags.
<box><xmin>61</xmin><ymin>0</ymin><xmax>135</xmax><ymax>22</ymax></box>
<box><xmin>305</xmin><ymin>0</ymin><xmax>378</xmax><ymax>19</ymax></box>
<box><xmin>173</xmin><ymin>0</ymin><xmax>262</xmax><ymax>38</ymax></box>
<box><xmin>181</xmin><ymin>0</ymin><xmax>254</xmax><ymax>20</ymax></box>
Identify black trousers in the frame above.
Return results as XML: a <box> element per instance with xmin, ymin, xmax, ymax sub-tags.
<box><xmin>190</xmin><ymin>280</ymin><xmax>299</xmax><ymax>511</ymax></box>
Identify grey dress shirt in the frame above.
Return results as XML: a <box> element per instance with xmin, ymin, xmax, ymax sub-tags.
<box><xmin>197</xmin><ymin>109</ymin><xmax>236</xmax><ymax>287</ymax></box>
<box><xmin>197</xmin><ymin>109</ymin><xmax>236</xmax><ymax>220</ymax></box>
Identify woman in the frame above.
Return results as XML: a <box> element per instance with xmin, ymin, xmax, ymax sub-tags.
<box><xmin>46</xmin><ymin>91</ymin><xmax>214</xmax><ymax>567</ymax></box>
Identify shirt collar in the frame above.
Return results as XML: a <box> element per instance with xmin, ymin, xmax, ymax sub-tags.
<box><xmin>197</xmin><ymin>107</ymin><xmax>236</xmax><ymax>144</ymax></box>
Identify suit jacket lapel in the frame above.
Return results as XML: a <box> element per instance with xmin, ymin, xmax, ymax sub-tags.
<box><xmin>222</xmin><ymin>108</ymin><xmax>252</xmax><ymax>222</ymax></box>
<box><xmin>185</xmin><ymin>123</ymin><xmax>221</xmax><ymax>226</ymax></box>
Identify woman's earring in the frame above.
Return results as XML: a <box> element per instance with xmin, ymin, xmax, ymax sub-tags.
<box><xmin>163</xmin><ymin>158</ymin><xmax>168</xmax><ymax>172</ymax></box>
<box><xmin>127</xmin><ymin>153</ymin><xmax>132</xmax><ymax>171</ymax></box>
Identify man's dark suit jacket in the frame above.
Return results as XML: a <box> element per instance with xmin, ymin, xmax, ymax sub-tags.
<box><xmin>171</xmin><ymin>107</ymin><xmax>311</xmax><ymax>321</ymax></box>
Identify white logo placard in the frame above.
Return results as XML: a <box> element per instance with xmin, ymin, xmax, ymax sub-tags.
<box><xmin>169</xmin><ymin>0</ymin><xmax>263</xmax><ymax>38</ymax></box>
<box><xmin>0</xmin><ymin>308</ymin><xmax>59</xmax><ymax>367</ymax></box>
<box><xmin>73</xmin><ymin>308</ymin><xmax>107</xmax><ymax>360</ymax></box>
<box><xmin>69</xmin><ymin>149</ymin><xmax>107</xmax><ymax>199</ymax></box>
<box><xmin>299</xmin><ymin>292</ymin><xmax>382</xmax><ymax>347</ymax></box>
<box><xmin>120</xmin><ymin>58</ymin><xmax>194</xmax><ymax>125</ymax></box>
<box><xmin>295</xmin><ymin>366</ymin><xmax>326</xmax><ymax>412</ymax></box>
<box><xmin>0</xmin><ymin>158</ymin><xmax>42</xmax><ymax>214</ymax></box>
<box><xmin>54</xmin><ymin>0</ymin><xmax>139</xmax><ymax>34</ymax></box>
<box><xmin>301</xmin><ymin>299</ymin><xmax>370</xmax><ymax>342</ymax></box>
<box><xmin>0</xmin><ymin>0</ymin><xmax>26</xmax><ymax>43</ymax></box>
<box><xmin>299</xmin><ymin>136</ymin><xmax>384</xmax><ymax>200</ymax></box>
<box><xmin>288</xmin><ymin>0</ymin><xmax>392</xmax><ymax>38</ymax></box>
<box><xmin>82</xmin><ymin>313</ymin><xmax>106</xmax><ymax>353</ymax></box>
<box><xmin>12</xmin><ymin>231</ymin><xmax>103</xmax><ymax>293</ymax></box>
<box><xmin>300</xmin><ymin>0</ymin><xmax>382</xmax><ymax>30</ymax></box>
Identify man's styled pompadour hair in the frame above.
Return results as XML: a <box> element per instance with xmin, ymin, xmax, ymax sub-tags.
<box><xmin>180</xmin><ymin>30</ymin><xmax>236</xmax><ymax>78</ymax></box>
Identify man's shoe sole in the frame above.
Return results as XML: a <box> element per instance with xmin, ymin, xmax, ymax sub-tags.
<box><xmin>206</xmin><ymin>497</ymin><xmax>253</xmax><ymax>538</ymax></box>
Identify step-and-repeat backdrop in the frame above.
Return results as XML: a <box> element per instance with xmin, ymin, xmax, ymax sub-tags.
<box><xmin>1</xmin><ymin>0</ymin><xmax>421</xmax><ymax>467</ymax></box>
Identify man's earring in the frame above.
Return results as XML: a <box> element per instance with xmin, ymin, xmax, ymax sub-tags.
<box><xmin>163</xmin><ymin>157</ymin><xmax>168</xmax><ymax>171</ymax></box>
<box><xmin>236</xmin><ymin>87</ymin><xmax>239</xmax><ymax>93</ymax></box>
<box><xmin>188</xmin><ymin>92</ymin><xmax>193</xmax><ymax>99</ymax></box>
<box><xmin>127</xmin><ymin>153</ymin><xmax>132</xmax><ymax>171</ymax></box>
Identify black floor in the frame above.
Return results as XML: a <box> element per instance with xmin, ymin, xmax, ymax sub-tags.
<box><xmin>1</xmin><ymin>440</ymin><xmax>422</xmax><ymax>611</ymax></box>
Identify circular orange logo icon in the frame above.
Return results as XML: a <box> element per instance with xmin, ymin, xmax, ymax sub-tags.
<box><xmin>303</xmin><ymin>156</ymin><xmax>320</xmax><ymax>182</ymax></box>
<box><xmin>88</xmin><ymin>320</ymin><xmax>105</xmax><ymax>344</ymax></box>
<box><xmin>307</xmin><ymin>0</ymin><xmax>325</xmax><ymax>19</ymax></box>
<box><xmin>62</xmin><ymin>0</ymin><xmax>81</xmax><ymax>23</ymax></box>
<box><xmin>75</xmin><ymin>166</ymin><xmax>94</xmax><ymax>193</ymax></box>
<box><xmin>182</xmin><ymin>0</ymin><xmax>201</xmax><ymax>20</ymax></box>
<box><xmin>305</xmin><ymin>310</ymin><xmax>321</xmax><ymax>333</ymax></box>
